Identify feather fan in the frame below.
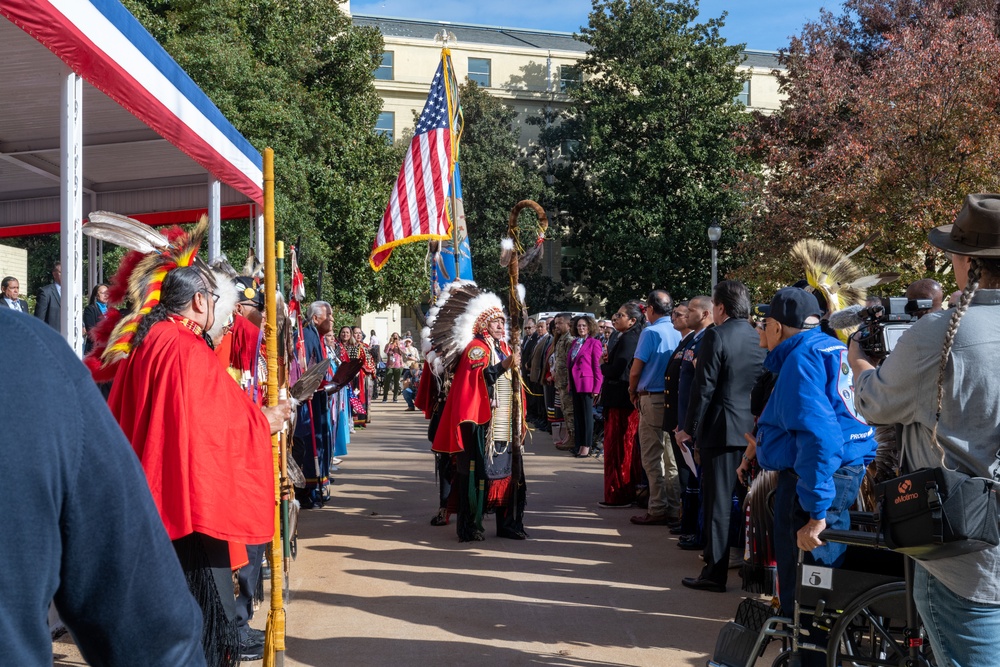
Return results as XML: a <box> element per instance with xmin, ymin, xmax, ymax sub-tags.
<box><xmin>85</xmin><ymin>211</ymin><xmax>169</xmax><ymax>255</ymax></box>
<box><xmin>790</xmin><ymin>239</ymin><xmax>867</xmax><ymax>313</ymax></box>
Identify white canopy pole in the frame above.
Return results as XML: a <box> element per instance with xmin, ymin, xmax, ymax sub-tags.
<box><xmin>255</xmin><ymin>204</ymin><xmax>265</xmax><ymax>264</ymax></box>
<box><xmin>208</xmin><ymin>175</ymin><xmax>221</xmax><ymax>261</ymax></box>
<box><xmin>60</xmin><ymin>66</ymin><xmax>84</xmax><ymax>357</ymax></box>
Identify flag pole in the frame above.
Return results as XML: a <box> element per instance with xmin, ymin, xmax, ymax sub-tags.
<box><xmin>262</xmin><ymin>147</ymin><xmax>286</xmax><ymax>667</ymax></box>
<box><xmin>439</xmin><ymin>39</ymin><xmax>460</xmax><ymax>254</ymax></box>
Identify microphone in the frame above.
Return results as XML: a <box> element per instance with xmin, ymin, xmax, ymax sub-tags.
<box><xmin>827</xmin><ymin>304</ymin><xmax>866</xmax><ymax>330</ymax></box>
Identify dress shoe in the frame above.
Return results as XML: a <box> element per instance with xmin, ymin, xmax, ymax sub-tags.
<box><xmin>681</xmin><ymin>577</ymin><xmax>726</xmax><ymax>593</ymax></box>
<box><xmin>630</xmin><ymin>513</ymin><xmax>671</xmax><ymax>526</ymax></box>
<box><xmin>677</xmin><ymin>538</ymin><xmax>704</xmax><ymax>551</ymax></box>
<box><xmin>669</xmin><ymin>524</ymin><xmax>688</xmax><ymax>535</ymax></box>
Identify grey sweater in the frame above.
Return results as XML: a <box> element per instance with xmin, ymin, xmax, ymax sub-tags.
<box><xmin>854</xmin><ymin>289</ymin><xmax>1000</xmax><ymax>603</ymax></box>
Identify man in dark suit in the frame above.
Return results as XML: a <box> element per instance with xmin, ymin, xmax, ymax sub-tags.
<box><xmin>678</xmin><ymin>280</ymin><xmax>765</xmax><ymax>592</ymax></box>
<box><xmin>34</xmin><ymin>262</ymin><xmax>62</xmax><ymax>329</ymax></box>
<box><xmin>1</xmin><ymin>276</ymin><xmax>29</xmax><ymax>313</ymax></box>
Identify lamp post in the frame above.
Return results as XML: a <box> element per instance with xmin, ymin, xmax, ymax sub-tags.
<box><xmin>708</xmin><ymin>220</ymin><xmax>722</xmax><ymax>290</ymax></box>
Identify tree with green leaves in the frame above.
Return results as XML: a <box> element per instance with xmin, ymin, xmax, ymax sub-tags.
<box><xmin>119</xmin><ymin>0</ymin><xmax>425</xmax><ymax>316</ymax></box>
<box><xmin>544</xmin><ymin>0</ymin><xmax>757</xmax><ymax>308</ymax></box>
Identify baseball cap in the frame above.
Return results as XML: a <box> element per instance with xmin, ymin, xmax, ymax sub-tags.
<box><xmin>768</xmin><ymin>287</ymin><xmax>822</xmax><ymax>328</ymax></box>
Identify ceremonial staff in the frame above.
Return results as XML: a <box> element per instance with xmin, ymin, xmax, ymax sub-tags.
<box><xmin>263</xmin><ymin>147</ymin><xmax>286</xmax><ymax>667</ymax></box>
<box><xmin>502</xmin><ymin>199</ymin><xmax>548</xmax><ymax>449</ymax></box>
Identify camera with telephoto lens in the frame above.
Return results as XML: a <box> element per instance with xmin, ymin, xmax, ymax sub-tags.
<box><xmin>854</xmin><ymin>297</ymin><xmax>932</xmax><ymax>361</ymax></box>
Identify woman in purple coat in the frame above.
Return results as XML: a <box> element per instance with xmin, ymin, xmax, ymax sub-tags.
<box><xmin>568</xmin><ymin>316</ymin><xmax>604</xmax><ymax>457</ymax></box>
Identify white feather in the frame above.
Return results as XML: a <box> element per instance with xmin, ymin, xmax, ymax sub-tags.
<box><xmin>501</xmin><ymin>237</ymin><xmax>515</xmax><ymax>251</ymax></box>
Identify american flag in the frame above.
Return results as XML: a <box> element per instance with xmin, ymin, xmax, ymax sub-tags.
<box><xmin>370</xmin><ymin>61</ymin><xmax>455</xmax><ymax>271</ymax></box>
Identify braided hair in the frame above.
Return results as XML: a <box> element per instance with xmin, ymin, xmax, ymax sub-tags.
<box><xmin>933</xmin><ymin>257</ymin><xmax>1000</xmax><ymax>423</ymax></box>
<box><xmin>132</xmin><ymin>266</ymin><xmax>212</xmax><ymax>350</ymax></box>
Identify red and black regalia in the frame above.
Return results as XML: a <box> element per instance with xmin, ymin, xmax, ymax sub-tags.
<box><xmin>431</xmin><ymin>296</ymin><xmax>527</xmax><ymax>542</ymax></box>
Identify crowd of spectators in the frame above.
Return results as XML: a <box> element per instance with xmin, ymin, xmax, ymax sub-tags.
<box><xmin>517</xmin><ymin>195</ymin><xmax>1000</xmax><ymax>664</ymax></box>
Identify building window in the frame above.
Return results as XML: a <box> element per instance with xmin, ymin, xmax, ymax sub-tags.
<box><xmin>560</xmin><ymin>139</ymin><xmax>580</xmax><ymax>158</ymax></box>
<box><xmin>559</xmin><ymin>65</ymin><xmax>582</xmax><ymax>93</ymax></box>
<box><xmin>734</xmin><ymin>79</ymin><xmax>750</xmax><ymax>106</ymax></box>
<box><xmin>376</xmin><ymin>111</ymin><xmax>394</xmax><ymax>142</ymax></box>
<box><xmin>376</xmin><ymin>51</ymin><xmax>394</xmax><ymax>80</ymax></box>
<box><xmin>468</xmin><ymin>58</ymin><xmax>491</xmax><ymax>87</ymax></box>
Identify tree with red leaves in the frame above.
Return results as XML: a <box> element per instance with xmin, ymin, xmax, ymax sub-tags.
<box><xmin>735</xmin><ymin>0</ymin><xmax>1000</xmax><ymax>293</ymax></box>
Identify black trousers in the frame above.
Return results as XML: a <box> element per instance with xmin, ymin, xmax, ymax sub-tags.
<box><xmin>572</xmin><ymin>391</ymin><xmax>594</xmax><ymax>452</ymax></box>
<box><xmin>698</xmin><ymin>447</ymin><xmax>742</xmax><ymax>586</ymax></box>
<box><xmin>235</xmin><ymin>543</ymin><xmax>267</xmax><ymax>639</ymax></box>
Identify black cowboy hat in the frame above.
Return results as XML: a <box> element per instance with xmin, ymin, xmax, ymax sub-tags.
<box><xmin>929</xmin><ymin>194</ymin><xmax>1000</xmax><ymax>257</ymax></box>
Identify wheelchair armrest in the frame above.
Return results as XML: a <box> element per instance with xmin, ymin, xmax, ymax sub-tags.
<box><xmin>849</xmin><ymin>511</ymin><xmax>878</xmax><ymax>527</ymax></box>
<box><xmin>819</xmin><ymin>528</ymin><xmax>884</xmax><ymax>549</ymax></box>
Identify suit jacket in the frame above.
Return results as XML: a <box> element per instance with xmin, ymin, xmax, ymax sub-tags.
<box><xmin>0</xmin><ymin>298</ymin><xmax>29</xmax><ymax>313</ymax></box>
<box><xmin>521</xmin><ymin>333</ymin><xmax>539</xmax><ymax>378</ymax></box>
<box><xmin>662</xmin><ymin>331</ymin><xmax>694</xmax><ymax>432</ymax></box>
<box><xmin>683</xmin><ymin>317</ymin><xmax>765</xmax><ymax>450</ymax></box>
<box><xmin>528</xmin><ymin>333</ymin><xmax>551</xmax><ymax>384</ymax></box>
<box><xmin>34</xmin><ymin>283</ymin><xmax>61</xmax><ymax>329</ymax></box>
<box><xmin>568</xmin><ymin>337</ymin><xmax>604</xmax><ymax>394</ymax></box>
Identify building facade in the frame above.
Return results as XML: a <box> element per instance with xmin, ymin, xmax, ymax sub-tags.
<box><xmin>351</xmin><ymin>12</ymin><xmax>784</xmax><ymax>147</ymax></box>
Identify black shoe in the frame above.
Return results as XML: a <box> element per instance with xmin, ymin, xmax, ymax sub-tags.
<box><xmin>677</xmin><ymin>538</ymin><xmax>704</xmax><ymax>551</ymax></box>
<box><xmin>669</xmin><ymin>524</ymin><xmax>688</xmax><ymax>535</ymax></box>
<box><xmin>239</xmin><ymin>637</ymin><xmax>264</xmax><ymax>661</ymax></box>
<box><xmin>681</xmin><ymin>577</ymin><xmax>726</xmax><ymax>593</ymax></box>
<box><xmin>497</xmin><ymin>528</ymin><xmax>528</xmax><ymax>540</ymax></box>
<box><xmin>598</xmin><ymin>500</ymin><xmax>632</xmax><ymax>508</ymax></box>
<box><xmin>430</xmin><ymin>509</ymin><xmax>448</xmax><ymax>526</ymax></box>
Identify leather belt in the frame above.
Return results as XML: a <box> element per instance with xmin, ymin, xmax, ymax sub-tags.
<box><xmin>636</xmin><ymin>390</ymin><xmax>660</xmax><ymax>396</ymax></box>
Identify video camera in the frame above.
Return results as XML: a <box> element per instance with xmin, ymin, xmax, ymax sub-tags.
<box><xmin>854</xmin><ymin>297</ymin><xmax>932</xmax><ymax>361</ymax></box>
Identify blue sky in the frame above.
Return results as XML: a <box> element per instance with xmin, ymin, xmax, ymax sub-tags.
<box><xmin>351</xmin><ymin>1</ymin><xmax>839</xmax><ymax>52</ymax></box>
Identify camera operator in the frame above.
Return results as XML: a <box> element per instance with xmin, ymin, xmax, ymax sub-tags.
<box><xmin>755</xmin><ymin>288</ymin><xmax>876</xmax><ymax>644</ymax></box>
<box><xmin>850</xmin><ymin>194</ymin><xmax>1000</xmax><ymax>666</ymax></box>
<box><xmin>905</xmin><ymin>278</ymin><xmax>944</xmax><ymax>317</ymax></box>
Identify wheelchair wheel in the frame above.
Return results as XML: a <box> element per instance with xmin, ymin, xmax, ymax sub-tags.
<box><xmin>770</xmin><ymin>650</ymin><xmax>791</xmax><ymax>667</ymax></box>
<box><xmin>826</xmin><ymin>581</ymin><xmax>933</xmax><ymax>667</ymax></box>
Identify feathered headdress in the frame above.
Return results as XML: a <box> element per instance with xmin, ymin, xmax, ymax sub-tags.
<box><xmin>422</xmin><ymin>280</ymin><xmax>506</xmax><ymax>377</ymax></box>
<box><xmin>83</xmin><ymin>211</ymin><xmax>214</xmax><ymax>381</ymax></box>
<box><xmin>790</xmin><ymin>238</ymin><xmax>899</xmax><ymax>342</ymax></box>
<box><xmin>790</xmin><ymin>239</ymin><xmax>901</xmax><ymax>313</ymax></box>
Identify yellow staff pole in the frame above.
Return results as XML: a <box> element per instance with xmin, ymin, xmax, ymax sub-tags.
<box><xmin>262</xmin><ymin>147</ymin><xmax>285</xmax><ymax>667</ymax></box>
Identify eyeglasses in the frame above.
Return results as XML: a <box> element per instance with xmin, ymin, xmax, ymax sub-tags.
<box><xmin>611</xmin><ymin>312</ymin><xmax>623</xmax><ymax>319</ymax></box>
<box><xmin>756</xmin><ymin>320</ymin><xmax>769</xmax><ymax>331</ymax></box>
<box><xmin>202</xmin><ymin>290</ymin><xmax>220</xmax><ymax>304</ymax></box>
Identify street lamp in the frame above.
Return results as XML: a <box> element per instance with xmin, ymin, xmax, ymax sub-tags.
<box><xmin>708</xmin><ymin>220</ymin><xmax>722</xmax><ymax>289</ymax></box>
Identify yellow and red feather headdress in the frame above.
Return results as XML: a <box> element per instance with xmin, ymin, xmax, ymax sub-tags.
<box><xmin>83</xmin><ymin>211</ymin><xmax>212</xmax><ymax>381</ymax></box>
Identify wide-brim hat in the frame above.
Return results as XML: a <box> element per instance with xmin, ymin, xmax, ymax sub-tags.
<box><xmin>929</xmin><ymin>194</ymin><xmax>1000</xmax><ymax>257</ymax></box>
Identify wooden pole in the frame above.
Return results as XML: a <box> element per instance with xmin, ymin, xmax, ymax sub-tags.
<box><xmin>263</xmin><ymin>148</ymin><xmax>285</xmax><ymax>667</ymax></box>
<box><xmin>506</xmin><ymin>200</ymin><xmax>548</xmax><ymax>451</ymax></box>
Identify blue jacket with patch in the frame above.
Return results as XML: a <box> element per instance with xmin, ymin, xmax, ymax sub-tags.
<box><xmin>756</xmin><ymin>327</ymin><xmax>876</xmax><ymax>519</ymax></box>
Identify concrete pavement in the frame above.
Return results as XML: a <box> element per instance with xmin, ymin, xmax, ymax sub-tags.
<box><xmin>53</xmin><ymin>400</ymin><xmax>757</xmax><ymax>666</ymax></box>
<box><xmin>279</xmin><ymin>401</ymin><xmax>747</xmax><ymax>667</ymax></box>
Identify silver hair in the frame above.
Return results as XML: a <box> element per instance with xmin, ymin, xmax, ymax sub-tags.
<box><xmin>307</xmin><ymin>300</ymin><xmax>331</xmax><ymax>320</ymax></box>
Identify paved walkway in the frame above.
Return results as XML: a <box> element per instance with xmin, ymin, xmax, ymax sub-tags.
<box><xmin>280</xmin><ymin>401</ymin><xmax>746</xmax><ymax>667</ymax></box>
<box><xmin>55</xmin><ymin>401</ymin><xmax>754</xmax><ymax>666</ymax></box>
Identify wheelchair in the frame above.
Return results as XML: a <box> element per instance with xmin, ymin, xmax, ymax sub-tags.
<box><xmin>708</xmin><ymin>514</ymin><xmax>934</xmax><ymax>667</ymax></box>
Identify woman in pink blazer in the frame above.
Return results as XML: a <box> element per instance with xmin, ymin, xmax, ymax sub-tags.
<box><xmin>568</xmin><ymin>316</ymin><xmax>604</xmax><ymax>457</ymax></box>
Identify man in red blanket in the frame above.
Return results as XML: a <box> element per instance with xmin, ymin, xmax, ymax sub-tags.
<box><xmin>108</xmin><ymin>266</ymin><xmax>288</xmax><ymax>667</ymax></box>
<box><xmin>432</xmin><ymin>295</ymin><xmax>527</xmax><ymax>542</ymax></box>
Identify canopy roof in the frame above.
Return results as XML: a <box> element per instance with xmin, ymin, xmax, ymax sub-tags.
<box><xmin>0</xmin><ymin>0</ymin><xmax>263</xmax><ymax>234</ymax></box>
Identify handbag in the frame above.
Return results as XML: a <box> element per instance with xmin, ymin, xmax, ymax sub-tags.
<box><xmin>484</xmin><ymin>443</ymin><xmax>513</xmax><ymax>480</ymax></box>
<box><xmin>875</xmin><ymin>343</ymin><xmax>1000</xmax><ymax>561</ymax></box>
<box><xmin>876</xmin><ymin>466</ymin><xmax>998</xmax><ymax>560</ymax></box>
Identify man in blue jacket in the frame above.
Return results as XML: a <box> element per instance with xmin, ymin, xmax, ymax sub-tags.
<box><xmin>755</xmin><ymin>288</ymin><xmax>876</xmax><ymax>620</ymax></box>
